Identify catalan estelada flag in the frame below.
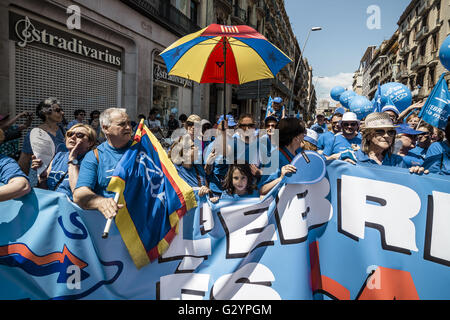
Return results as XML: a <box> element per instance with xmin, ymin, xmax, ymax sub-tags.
<box><xmin>106</xmin><ymin>120</ymin><xmax>197</xmax><ymax>269</ymax></box>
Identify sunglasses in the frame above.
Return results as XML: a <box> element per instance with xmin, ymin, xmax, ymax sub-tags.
<box><xmin>52</xmin><ymin>107</ymin><xmax>63</xmax><ymax>113</ymax></box>
<box><xmin>239</xmin><ymin>123</ymin><xmax>255</xmax><ymax>129</ymax></box>
<box><xmin>185</xmin><ymin>121</ymin><xmax>195</xmax><ymax>127</ymax></box>
<box><xmin>374</xmin><ymin>129</ymin><xmax>396</xmax><ymax>137</ymax></box>
<box><xmin>342</xmin><ymin>122</ymin><xmax>358</xmax><ymax>128</ymax></box>
<box><xmin>67</xmin><ymin>131</ymin><xmax>86</xmax><ymax>139</ymax></box>
<box><xmin>265</xmin><ymin>123</ymin><xmax>277</xmax><ymax>128</ymax></box>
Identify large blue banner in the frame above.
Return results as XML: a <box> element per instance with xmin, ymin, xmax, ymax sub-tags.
<box><xmin>0</xmin><ymin>161</ymin><xmax>449</xmax><ymax>300</ymax></box>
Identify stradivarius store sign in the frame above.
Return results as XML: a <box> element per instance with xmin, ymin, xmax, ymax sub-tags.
<box><xmin>10</xmin><ymin>12</ymin><xmax>122</xmax><ymax>69</ymax></box>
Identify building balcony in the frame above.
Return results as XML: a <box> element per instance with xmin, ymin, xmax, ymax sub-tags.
<box><xmin>410</xmin><ymin>40</ymin><xmax>418</xmax><ymax>51</ymax></box>
<box><xmin>215</xmin><ymin>0</ymin><xmax>233</xmax><ymax>11</ymax></box>
<box><xmin>410</xmin><ymin>56</ymin><xmax>426</xmax><ymax>70</ymax></box>
<box><xmin>232</xmin><ymin>5</ymin><xmax>247</xmax><ymax>24</ymax></box>
<box><xmin>417</xmin><ymin>0</ymin><xmax>430</xmax><ymax>16</ymax></box>
<box><xmin>415</xmin><ymin>25</ymin><xmax>429</xmax><ymax>41</ymax></box>
<box><xmin>399</xmin><ymin>45</ymin><xmax>410</xmax><ymax>55</ymax></box>
<box><xmin>256</xmin><ymin>0</ymin><xmax>266</xmax><ymax>15</ymax></box>
<box><xmin>122</xmin><ymin>0</ymin><xmax>200</xmax><ymax>36</ymax></box>
<box><xmin>426</xmin><ymin>50</ymin><xmax>440</xmax><ymax>66</ymax></box>
<box><xmin>398</xmin><ymin>69</ymin><xmax>409</xmax><ymax>79</ymax></box>
<box><xmin>429</xmin><ymin>18</ymin><xmax>443</xmax><ymax>33</ymax></box>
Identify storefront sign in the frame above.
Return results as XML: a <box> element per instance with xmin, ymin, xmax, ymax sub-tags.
<box><xmin>10</xmin><ymin>12</ymin><xmax>122</xmax><ymax>69</ymax></box>
<box><xmin>154</xmin><ymin>63</ymin><xmax>192</xmax><ymax>88</ymax></box>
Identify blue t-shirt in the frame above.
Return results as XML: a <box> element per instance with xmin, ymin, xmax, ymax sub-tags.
<box><xmin>408</xmin><ymin>146</ymin><xmax>428</xmax><ymax>161</ymax></box>
<box><xmin>258</xmin><ymin>146</ymin><xmax>297</xmax><ymax>189</ymax></box>
<box><xmin>310</xmin><ymin>123</ymin><xmax>328</xmax><ymax>135</ymax></box>
<box><xmin>317</xmin><ymin>131</ymin><xmax>335</xmax><ymax>151</ymax></box>
<box><xmin>401</xmin><ymin>151</ymin><xmax>424</xmax><ymax>167</ymax></box>
<box><xmin>46</xmin><ymin>151</ymin><xmax>86</xmax><ymax>200</ymax></box>
<box><xmin>75</xmin><ymin>141</ymin><xmax>132</xmax><ymax>198</ymax></box>
<box><xmin>323</xmin><ymin>133</ymin><xmax>362</xmax><ymax>156</ymax></box>
<box><xmin>220</xmin><ymin>189</ymin><xmax>259</xmax><ymax>200</ymax></box>
<box><xmin>355</xmin><ymin>149</ymin><xmax>407</xmax><ymax>168</ymax></box>
<box><xmin>0</xmin><ymin>154</ymin><xmax>28</xmax><ymax>184</ymax></box>
<box><xmin>175</xmin><ymin>164</ymin><xmax>208</xmax><ymax>188</ymax></box>
<box><xmin>423</xmin><ymin>141</ymin><xmax>450</xmax><ymax>175</ymax></box>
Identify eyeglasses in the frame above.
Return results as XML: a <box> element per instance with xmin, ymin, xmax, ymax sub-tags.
<box><xmin>374</xmin><ymin>129</ymin><xmax>396</xmax><ymax>137</ymax></box>
<box><xmin>342</xmin><ymin>122</ymin><xmax>358</xmax><ymax>128</ymax></box>
<box><xmin>67</xmin><ymin>131</ymin><xmax>86</xmax><ymax>139</ymax></box>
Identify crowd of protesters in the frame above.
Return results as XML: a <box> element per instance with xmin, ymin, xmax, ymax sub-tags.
<box><xmin>0</xmin><ymin>96</ymin><xmax>448</xmax><ymax>221</ymax></box>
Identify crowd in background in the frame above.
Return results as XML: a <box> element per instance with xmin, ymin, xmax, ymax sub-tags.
<box><xmin>0</xmin><ymin>96</ymin><xmax>448</xmax><ymax>220</ymax></box>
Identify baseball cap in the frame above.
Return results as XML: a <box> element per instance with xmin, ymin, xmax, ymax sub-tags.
<box><xmin>273</xmin><ymin>97</ymin><xmax>283</xmax><ymax>104</ymax></box>
<box><xmin>304</xmin><ymin>129</ymin><xmax>319</xmax><ymax>147</ymax></box>
<box><xmin>396</xmin><ymin>123</ymin><xmax>425</xmax><ymax>135</ymax></box>
<box><xmin>381</xmin><ymin>105</ymin><xmax>400</xmax><ymax>116</ymax></box>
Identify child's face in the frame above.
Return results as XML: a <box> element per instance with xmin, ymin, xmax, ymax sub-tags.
<box><xmin>232</xmin><ymin>169</ymin><xmax>248</xmax><ymax>195</ymax></box>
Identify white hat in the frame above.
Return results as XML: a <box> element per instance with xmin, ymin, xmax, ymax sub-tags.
<box><xmin>304</xmin><ymin>128</ymin><xmax>319</xmax><ymax>147</ymax></box>
<box><xmin>364</xmin><ymin>112</ymin><xmax>398</xmax><ymax>129</ymax></box>
<box><xmin>341</xmin><ymin>112</ymin><xmax>360</xmax><ymax>122</ymax></box>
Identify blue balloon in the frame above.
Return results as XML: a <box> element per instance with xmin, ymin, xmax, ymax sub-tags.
<box><xmin>330</xmin><ymin>86</ymin><xmax>346</xmax><ymax>102</ymax></box>
<box><xmin>380</xmin><ymin>82</ymin><xmax>412</xmax><ymax>114</ymax></box>
<box><xmin>439</xmin><ymin>35</ymin><xmax>450</xmax><ymax>71</ymax></box>
<box><xmin>349</xmin><ymin>95</ymin><xmax>373</xmax><ymax>120</ymax></box>
<box><xmin>339</xmin><ymin>90</ymin><xmax>357</xmax><ymax>108</ymax></box>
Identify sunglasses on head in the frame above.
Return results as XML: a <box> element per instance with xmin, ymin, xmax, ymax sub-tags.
<box><xmin>342</xmin><ymin>122</ymin><xmax>358</xmax><ymax>127</ymax></box>
<box><xmin>67</xmin><ymin>131</ymin><xmax>86</xmax><ymax>139</ymax></box>
<box><xmin>374</xmin><ymin>129</ymin><xmax>396</xmax><ymax>137</ymax></box>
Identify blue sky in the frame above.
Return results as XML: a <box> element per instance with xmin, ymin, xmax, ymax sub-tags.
<box><xmin>284</xmin><ymin>0</ymin><xmax>411</xmax><ymax>106</ymax></box>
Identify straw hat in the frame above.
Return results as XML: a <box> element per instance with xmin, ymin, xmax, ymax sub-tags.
<box><xmin>363</xmin><ymin>112</ymin><xmax>398</xmax><ymax>129</ymax></box>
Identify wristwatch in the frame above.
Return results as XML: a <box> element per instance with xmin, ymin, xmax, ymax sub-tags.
<box><xmin>68</xmin><ymin>159</ymin><xmax>79</xmax><ymax>166</ymax></box>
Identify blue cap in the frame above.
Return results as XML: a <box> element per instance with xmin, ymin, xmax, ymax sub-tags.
<box><xmin>217</xmin><ymin>114</ymin><xmax>237</xmax><ymax>127</ymax></box>
<box><xmin>273</xmin><ymin>97</ymin><xmax>283</xmax><ymax>104</ymax></box>
<box><xmin>334</xmin><ymin>107</ymin><xmax>346</xmax><ymax>115</ymax></box>
<box><xmin>396</xmin><ymin>123</ymin><xmax>424</xmax><ymax>135</ymax></box>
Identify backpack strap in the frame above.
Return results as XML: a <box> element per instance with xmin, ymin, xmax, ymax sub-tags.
<box><xmin>93</xmin><ymin>148</ymin><xmax>99</xmax><ymax>163</ymax></box>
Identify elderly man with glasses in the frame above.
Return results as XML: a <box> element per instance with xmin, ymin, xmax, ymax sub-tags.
<box><xmin>322</xmin><ymin>112</ymin><xmax>362</xmax><ymax>161</ymax></box>
<box><xmin>73</xmin><ymin>108</ymin><xmax>132</xmax><ymax>219</ymax></box>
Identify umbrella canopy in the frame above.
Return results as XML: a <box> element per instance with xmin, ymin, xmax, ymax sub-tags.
<box><xmin>160</xmin><ymin>24</ymin><xmax>292</xmax><ymax>85</ymax></box>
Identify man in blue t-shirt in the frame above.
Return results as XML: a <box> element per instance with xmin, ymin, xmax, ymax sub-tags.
<box><xmin>323</xmin><ymin>112</ymin><xmax>362</xmax><ymax>159</ymax></box>
<box><xmin>0</xmin><ymin>151</ymin><xmax>31</xmax><ymax>202</ymax></box>
<box><xmin>317</xmin><ymin>112</ymin><xmax>342</xmax><ymax>151</ymax></box>
<box><xmin>310</xmin><ymin>113</ymin><xmax>328</xmax><ymax>135</ymax></box>
<box><xmin>73</xmin><ymin>108</ymin><xmax>132</xmax><ymax>219</ymax></box>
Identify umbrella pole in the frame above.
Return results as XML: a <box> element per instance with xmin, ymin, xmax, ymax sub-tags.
<box><xmin>222</xmin><ymin>37</ymin><xmax>227</xmax><ymax>163</ymax></box>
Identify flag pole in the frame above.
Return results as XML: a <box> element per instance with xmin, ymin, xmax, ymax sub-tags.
<box><xmin>102</xmin><ymin>192</ymin><xmax>119</xmax><ymax>239</ymax></box>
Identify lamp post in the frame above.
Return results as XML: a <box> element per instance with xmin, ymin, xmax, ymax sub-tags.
<box><xmin>288</xmin><ymin>27</ymin><xmax>322</xmax><ymax>115</ymax></box>
<box><xmin>306</xmin><ymin>76</ymin><xmax>323</xmax><ymax>119</ymax></box>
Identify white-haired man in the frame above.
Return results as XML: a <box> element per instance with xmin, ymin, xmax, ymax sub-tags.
<box><xmin>73</xmin><ymin>108</ymin><xmax>132</xmax><ymax>219</ymax></box>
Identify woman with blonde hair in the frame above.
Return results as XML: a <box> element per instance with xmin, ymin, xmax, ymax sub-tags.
<box><xmin>31</xmin><ymin>123</ymin><xmax>97</xmax><ymax>200</ymax></box>
<box><xmin>352</xmin><ymin>113</ymin><xmax>428</xmax><ymax>174</ymax></box>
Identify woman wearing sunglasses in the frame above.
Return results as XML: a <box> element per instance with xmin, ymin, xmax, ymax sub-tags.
<box><xmin>353</xmin><ymin>112</ymin><xmax>407</xmax><ymax>167</ymax></box>
<box><xmin>31</xmin><ymin>124</ymin><xmax>96</xmax><ymax>200</ymax></box>
<box><xmin>18</xmin><ymin>98</ymin><xmax>68</xmax><ymax>179</ymax></box>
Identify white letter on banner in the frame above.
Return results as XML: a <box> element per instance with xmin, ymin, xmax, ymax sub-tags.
<box><xmin>218</xmin><ymin>197</ymin><xmax>277</xmax><ymax>258</ymax></box>
<box><xmin>276</xmin><ymin>179</ymin><xmax>332</xmax><ymax>244</ymax></box>
<box><xmin>161</xmin><ymin>215</ymin><xmax>211</xmax><ymax>260</ymax></box>
<box><xmin>211</xmin><ymin>263</ymin><xmax>281</xmax><ymax>300</ymax></box>
<box><xmin>159</xmin><ymin>273</ymin><xmax>210</xmax><ymax>300</ymax></box>
<box><xmin>426</xmin><ymin>191</ymin><xmax>450</xmax><ymax>265</ymax></box>
<box><xmin>340</xmin><ymin>175</ymin><xmax>419</xmax><ymax>253</ymax></box>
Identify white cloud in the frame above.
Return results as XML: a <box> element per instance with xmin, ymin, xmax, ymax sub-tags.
<box><xmin>313</xmin><ymin>73</ymin><xmax>354</xmax><ymax>106</ymax></box>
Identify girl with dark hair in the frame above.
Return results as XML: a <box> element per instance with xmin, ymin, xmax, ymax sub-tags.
<box><xmin>259</xmin><ymin>117</ymin><xmax>306</xmax><ymax>196</ymax></box>
<box><xmin>210</xmin><ymin>164</ymin><xmax>258</xmax><ymax>202</ymax></box>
